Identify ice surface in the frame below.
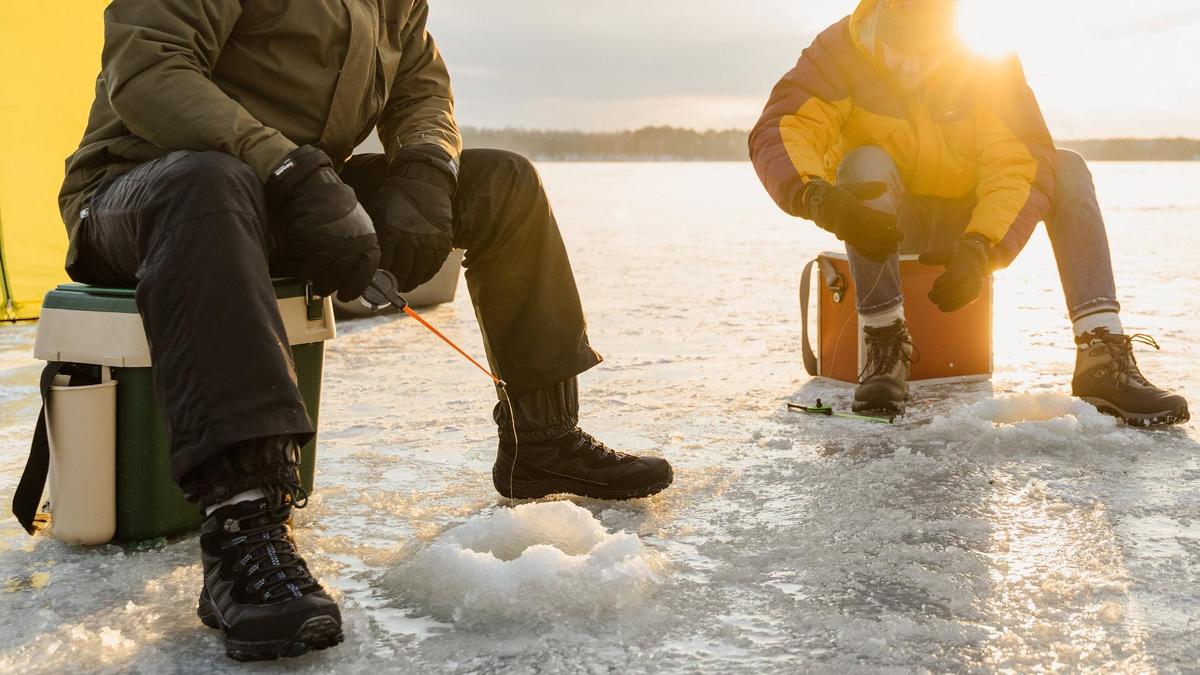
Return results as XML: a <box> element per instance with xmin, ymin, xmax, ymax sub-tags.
<box><xmin>0</xmin><ymin>162</ymin><xmax>1197</xmax><ymax>673</ymax></box>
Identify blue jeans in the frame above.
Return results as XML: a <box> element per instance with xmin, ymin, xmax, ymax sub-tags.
<box><xmin>840</xmin><ymin>146</ymin><xmax>1121</xmax><ymax>321</ymax></box>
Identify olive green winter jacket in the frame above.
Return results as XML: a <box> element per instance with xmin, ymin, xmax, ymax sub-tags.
<box><xmin>59</xmin><ymin>0</ymin><xmax>461</xmax><ymax>261</ymax></box>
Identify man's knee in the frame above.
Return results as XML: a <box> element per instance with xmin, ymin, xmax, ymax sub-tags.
<box><xmin>136</xmin><ymin>151</ymin><xmax>272</xmax><ymax>271</ymax></box>
<box><xmin>158</xmin><ymin>151</ymin><xmax>265</xmax><ymax>211</ymax></box>
<box><xmin>1054</xmin><ymin>148</ymin><xmax>1093</xmax><ymax>188</ymax></box>
<box><xmin>454</xmin><ymin>149</ymin><xmax>556</xmax><ymax>254</ymax></box>
<box><xmin>463</xmin><ymin>148</ymin><xmax>543</xmax><ymax>197</ymax></box>
<box><xmin>838</xmin><ymin>146</ymin><xmax>900</xmax><ymax>184</ymax></box>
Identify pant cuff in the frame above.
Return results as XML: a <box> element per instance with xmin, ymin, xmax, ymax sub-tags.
<box><xmin>179</xmin><ymin>435</ymin><xmax>303</xmax><ymax>508</ymax></box>
<box><xmin>168</xmin><ymin>405</ymin><xmax>314</xmax><ymax>484</ymax></box>
<box><xmin>858</xmin><ymin>295</ymin><xmax>905</xmax><ymax>316</ymax></box>
<box><xmin>1069</xmin><ymin>298</ymin><xmax>1121</xmax><ymax>323</ymax></box>
<box><xmin>495</xmin><ymin>377</ymin><xmax>580</xmax><ymax>443</ymax></box>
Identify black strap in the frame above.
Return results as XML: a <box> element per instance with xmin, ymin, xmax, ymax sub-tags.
<box><xmin>12</xmin><ymin>362</ymin><xmax>67</xmax><ymax>535</ymax></box>
<box><xmin>799</xmin><ymin>259</ymin><xmax>819</xmax><ymax>376</ymax></box>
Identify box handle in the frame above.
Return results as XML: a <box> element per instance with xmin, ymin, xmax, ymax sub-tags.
<box><xmin>800</xmin><ymin>257</ymin><xmax>847</xmax><ymax>377</ymax></box>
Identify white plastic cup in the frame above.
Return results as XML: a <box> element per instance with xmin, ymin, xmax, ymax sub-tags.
<box><xmin>47</xmin><ymin>367</ymin><xmax>117</xmax><ymax>545</ymax></box>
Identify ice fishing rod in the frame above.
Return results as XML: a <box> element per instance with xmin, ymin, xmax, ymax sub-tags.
<box><xmin>787</xmin><ymin>398</ymin><xmax>895</xmax><ymax>424</ymax></box>
<box><xmin>361</xmin><ymin>269</ymin><xmax>506</xmax><ymax>388</ymax></box>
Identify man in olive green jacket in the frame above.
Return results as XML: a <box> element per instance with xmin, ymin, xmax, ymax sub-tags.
<box><xmin>60</xmin><ymin>0</ymin><xmax>673</xmax><ymax>661</ymax></box>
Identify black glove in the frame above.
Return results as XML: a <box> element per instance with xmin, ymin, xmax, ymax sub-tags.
<box><xmin>920</xmin><ymin>234</ymin><xmax>991</xmax><ymax>312</ymax></box>
<box><xmin>266</xmin><ymin>145</ymin><xmax>380</xmax><ymax>301</ymax></box>
<box><xmin>798</xmin><ymin>179</ymin><xmax>903</xmax><ymax>263</ymax></box>
<box><xmin>368</xmin><ymin>146</ymin><xmax>457</xmax><ymax>293</ymax></box>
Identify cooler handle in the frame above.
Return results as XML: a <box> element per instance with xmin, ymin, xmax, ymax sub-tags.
<box><xmin>799</xmin><ymin>256</ymin><xmax>846</xmax><ymax>377</ymax></box>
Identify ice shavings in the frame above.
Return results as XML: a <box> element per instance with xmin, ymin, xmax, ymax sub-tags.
<box><xmin>907</xmin><ymin>392</ymin><xmax>1133</xmax><ymax>456</ymax></box>
<box><xmin>390</xmin><ymin>501</ymin><xmax>663</xmax><ymax>623</ymax></box>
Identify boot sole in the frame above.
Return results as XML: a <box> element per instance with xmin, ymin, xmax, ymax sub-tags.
<box><xmin>1081</xmin><ymin>397</ymin><xmax>1190</xmax><ymax>427</ymax></box>
<box><xmin>493</xmin><ymin>467</ymin><xmax>674</xmax><ymax>501</ymax></box>
<box><xmin>198</xmin><ymin>590</ymin><xmax>344</xmax><ymax>661</ymax></box>
<box><xmin>226</xmin><ymin>615</ymin><xmax>344</xmax><ymax>662</ymax></box>
<box><xmin>852</xmin><ymin>400</ymin><xmax>905</xmax><ymax>416</ymax></box>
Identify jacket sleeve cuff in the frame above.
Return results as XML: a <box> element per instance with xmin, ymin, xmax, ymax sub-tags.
<box><xmin>244</xmin><ymin>134</ymin><xmax>300</xmax><ymax>184</ymax></box>
<box><xmin>395</xmin><ymin>130</ymin><xmax>461</xmax><ymax>163</ymax></box>
<box><xmin>962</xmin><ymin>225</ymin><xmax>1003</xmax><ymax>246</ymax></box>
<box><xmin>783</xmin><ymin>175</ymin><xmax>825</xmax><ymax>217</ymax></box>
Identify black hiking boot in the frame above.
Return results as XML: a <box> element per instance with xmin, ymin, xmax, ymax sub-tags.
<box><xmin>493</xmin><ymin>429</ymin><xmax>673</xmax><ymax>500</ymax></box>
<box><xmin>196</xmin><ymin>497</ymin><xmax>342</xmax><ymax>661</ymax></box>
<box><xmin>853</xmin><ymin>319</ymin><xmax>914</xmax><ymax>415</ymax></box>
<box><xmin>1072</xmin><ymin>328</ymin><xmax>1189</xmax><ymax>427</ymax></box>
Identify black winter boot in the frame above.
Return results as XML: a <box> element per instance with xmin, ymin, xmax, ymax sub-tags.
<box><xmin>197</xmin><ymin>495</ymin><xmax>343</xmax><ymax>661</ymax></box>
<box><xmin>1072</xmin><ymin>328</ymin><xmax>1189</xmax><ymax>426</ymax></box>
<box><xmin>853</xmin><ymin>319</ymin><xmax>913</xmax><ymax>415</ymax></box>
<box><xmin>493</xmin><ymin>429</ymin><xmax>673</xmax><ymax>500</ymax></box>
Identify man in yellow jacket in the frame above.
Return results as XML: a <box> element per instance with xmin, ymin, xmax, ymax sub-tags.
<box><xmin>750</xmin><ymin>0</ymin><xmax>1187</xmax><ymax>424</ymax></box>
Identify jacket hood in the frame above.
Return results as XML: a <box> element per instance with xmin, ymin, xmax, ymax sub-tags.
<box><xmin>849</xmin><ymin>0</ymin><xmax>884</xmax><ymax>58</ymax></box>
<box><xmin>848</xmin><ymin>0</ymin><xmax>971</xmax><ymax>77</ymax></box>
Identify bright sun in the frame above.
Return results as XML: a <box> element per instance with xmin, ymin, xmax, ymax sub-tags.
<box><xmin>956</xmin><ymin>0</ymin><xmax>1025</xmax><ymax>57</ymax></box>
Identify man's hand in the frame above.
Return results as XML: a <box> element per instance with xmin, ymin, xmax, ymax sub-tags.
<box><xmin>368</xmin><ymin>146</ymin><xmax>456</xmax><ymax>293</ymax></box>
<box><xmin>266</xmin><ymin>146</ymin><xmax>380</xmax><ymax>301</ymax></box>
<box><xmin>920</xmin><ymin>234</ymin><xmax>991</xmax><ymax>312</ymax></box>
<box><xmin>799</xmin><ymin>179</ymin><xmax>903</xmax><ymax>263</ymax></box>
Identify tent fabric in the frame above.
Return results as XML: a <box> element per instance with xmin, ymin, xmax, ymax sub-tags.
<box><xmin>0</xmin><ymin>3</ymin><xmax>105</xmax><ymax>321</ymax></box>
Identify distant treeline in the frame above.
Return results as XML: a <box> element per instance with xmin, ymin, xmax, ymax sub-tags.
<box><xmin>462</xmin><ymin>127</ymin><xmax>747</xmax><ymax>161</ymax></box>
<box><xmin>1056</xmin><ymin>138</ymin><xmax>1200</xmax><ymax>162</ymax></box>
<box><xmin>462</xmin><ymin>126</ymin><xmax>1200</xmax><ymax>162</ymax></box>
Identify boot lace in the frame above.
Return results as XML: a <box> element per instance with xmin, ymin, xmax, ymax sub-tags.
<box><xmin>221</xmin><ymin>489</ymin><xmax>318</xmax><ymax>603</ymax></box>
<box><xmin>572</xmin><ymin>431</ymin><xmax>631</xmax><ymax>466</ymax></box>
<box><xmin>1082</xmin><ymin>328</ymin><xmax>1159</xmax><ymax>390</ymax></box>
<box><xmin>860</xmin><ymin>321</ymin><xmax>915</xmax><ymax>381</ymax></box>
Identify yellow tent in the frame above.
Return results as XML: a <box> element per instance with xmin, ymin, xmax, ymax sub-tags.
<box><xmin>0</xmin><ymin>4</ymin><xmax>105</xmax><ymax>321</ymax></box>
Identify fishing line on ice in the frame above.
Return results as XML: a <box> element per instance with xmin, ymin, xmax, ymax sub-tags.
<box><xmin>498</xmin><ymin>386</ymin><xmax>519</xmax><ymax>503</ymax></box>
<box><xmin>364</xmin><ymin>270</ymin><xmax>522</xmax><ymax>503</ymax></box>
<box><xmin>402</xmin><ymin>304</ymin><xmax>521</xmax><ymax>503</ymax></box>
<box><xmin>828</xmin><ymin>262</ymin><xmax>888</xmax><ymax>377</ymax></box>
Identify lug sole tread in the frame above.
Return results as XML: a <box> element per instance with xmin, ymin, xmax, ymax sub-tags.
<box><xmin>852</xmin><ymin>400</ymin><xmax>906</xmax><ymax>416</ymax></box>
<box><xmin>1080</xmin><ymin>396</ymin><xmax>1190</xmax><ymax>427</ymax></box>
<box><xmin>198</xmin><ymin>590</ymin><xmax>342</xmax><ymax>660</ymax></box>
<box><xmin>493</xmin><ymin>470</ymin><xmax>673</xmax><ymax>501</ymax></box>
<box><xmin>225</xmin><ymin>615</ymin><xmax>344</xmax><ymax>662</ymax></box>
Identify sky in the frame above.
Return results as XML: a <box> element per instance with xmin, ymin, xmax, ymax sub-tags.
<box><xmin>428</xmin><ymin>1</ymin><xmax>1200</xmax><ymax>139</ymax></box>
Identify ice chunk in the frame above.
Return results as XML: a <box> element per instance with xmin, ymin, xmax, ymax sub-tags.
<box><xmin>389</xmin><ymin>501</ymin><xmax>663</xmax><ymax>624</ymax></box>
<box><xmin>908</xmin><ymin>392</ymin><xmax>1133</xmax><ymax>457</ymax></box>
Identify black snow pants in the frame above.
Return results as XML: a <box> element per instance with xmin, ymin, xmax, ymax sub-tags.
<box><xmin>66</xmin><ymin>148</ymin><xmax>602</xmax><ymax>499</ymax></box>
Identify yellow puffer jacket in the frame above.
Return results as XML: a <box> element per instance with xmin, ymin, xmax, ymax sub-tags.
<box><xmin>749</xmin><ymin>0</ymin><xmax>1056</xmax><ymax>265</ymax></box>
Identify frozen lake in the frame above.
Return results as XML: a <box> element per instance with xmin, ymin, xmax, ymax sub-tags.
<box><xmin>0</xmin><ymin>162</ymin><xmax>1197</xmax><ymax>673</ymax></box>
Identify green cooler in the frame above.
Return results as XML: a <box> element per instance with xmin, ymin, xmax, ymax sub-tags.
<box><xmin>32</xmin><ymin>280</ymin><xmax>335</xmax><ymax>545</ymax></box>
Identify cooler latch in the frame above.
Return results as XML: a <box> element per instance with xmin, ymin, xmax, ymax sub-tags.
<box><xmin>304</xmin><ymin>284</ymin><xmax>325</xmax><ymax>322</ymax></box>
<box><xmin>819</xmin><ymin>257</ymin><xmax>846</xmax><ymax>303</ymax></box>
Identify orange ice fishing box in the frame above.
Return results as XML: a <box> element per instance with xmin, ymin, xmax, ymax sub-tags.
<box><xmin>800</xmin><ymin>251</ymin><xmax>992</xmax><ymax>384</ymax></box>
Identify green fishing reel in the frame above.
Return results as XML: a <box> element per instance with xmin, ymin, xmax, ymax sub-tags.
<box><xmin>787</xmin><ymin>398</ymin><xmax>895</xmax><ymax>424</ymax></box>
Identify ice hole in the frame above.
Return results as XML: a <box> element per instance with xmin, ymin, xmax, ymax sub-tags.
<box><xmin>390</xmin><ymin>501</ymin><xmax>663</xmax><ymax>623</ymax></box>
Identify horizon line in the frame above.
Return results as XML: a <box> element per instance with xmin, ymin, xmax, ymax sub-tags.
<box><xmin>461</xmin><ymin>126</ymin><xmax>1200</xmax><ymax>143</ymax></box>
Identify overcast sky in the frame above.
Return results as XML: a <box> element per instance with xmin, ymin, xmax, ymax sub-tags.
<box><xmin>428</xmin><ymin>1</ymin><xmax>1200</xmax><ymax>139</ymax></box>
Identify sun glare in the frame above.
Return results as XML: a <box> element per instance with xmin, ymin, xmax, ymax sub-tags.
<box><xmin>956</xmin><ymin>0</ymin><xmax>1021</xmax><ymax>57</ymax></box>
